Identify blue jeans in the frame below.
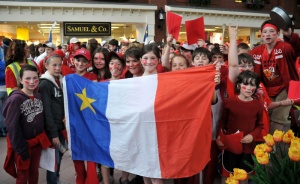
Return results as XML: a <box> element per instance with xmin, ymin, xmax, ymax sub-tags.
<box><xmin>46</xmin><ymin>133</ymin><xmax>66</xmax><ymax>184</ymax></box>
<box><xmin>0</xmin><ymin>91</ymin><xmax>7</xmax><ymax>128</ymax></box>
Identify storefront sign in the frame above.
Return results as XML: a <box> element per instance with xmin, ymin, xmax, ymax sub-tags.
<box><xmin>63</xmin><ymin>22</ymin><xmax>111</xmax><ymax>36</ymax></box>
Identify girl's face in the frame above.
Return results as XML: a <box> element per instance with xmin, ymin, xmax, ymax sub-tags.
<box><xmin>261</xmin><ymin>27</ymin><xmax>279</xmax><ymax>45</ymax></box>
<box><xmin>38</xmin><ymin>47</ymin><xmax>45</xmax><ymax>54</ymax></box>
<box><xmin>126</xmin><ymin>56</ymin><xmax>143</xmax><ymax>75</ymax></box>
<box><xmin>45</xmin><ymin>57</ymin><xmax>62</xmax><ymax>78</ymax></box>
<box><xmin>141</xmin><ymin>51</ymin><xmax>159</xmax><ymax>74</ymax></box>
<box><xmin>193</xmin><ymin>54</ymin><xmax>210</xmax><ymax>67</ymax></box>
<box><xmin>171</xmin><ymin>57</ymin><xmax>188</xmax><ymax>71</ymax></box>
<box><xmin>212</xmin><ymin>54</ymin><xmax>224</xmax><ymax>65</ymax></box>
<box><xmin>24</xmin><ymin>44</ymin><xmax>30</xmax><ymax>59</ymax></box>
<box><xmin>93</xmin><ymin>52</ymin><xmax>105</xmax><ymax>70</ymax></box>
<box><xmin>74</xmin><ymin>57</ymin><xmax>89</xmax><ymax>73</ymax></box>
<box><xmin>20</xmin><ymin>70</ymin><xmax>39</xmax><ymax>92</ymax></box>
<box><xmin>239</xmin><ymin>82</ymin><xmax>256</xmax><ymax>99</ymax></box>
<box><xmin>109</xmin><ymin>59</ymin><xmax>123</xmax><ymax>78</ymax></box>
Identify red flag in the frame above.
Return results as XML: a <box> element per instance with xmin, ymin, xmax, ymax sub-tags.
<box><xmin>219</xmin><ymin>129</ymin><xmax>244</xmax><ymax>154</ymax></box>
<box><xmin>185</xmin><ymin>17</ymin><xmax>205</xmax><ymax>45</ymax></box>
<box><xmin>166</xmin><ymin>11</ymin><xmax>182</xmax><ymax>40</ymax></box>
<box><xmin>288</xmin><ymin>80</ymin><xmax>300</xmax><ymax>100</ymax></box>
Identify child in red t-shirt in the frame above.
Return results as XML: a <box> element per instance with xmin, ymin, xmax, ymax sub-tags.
<box><xmin>227</xmin><ymin>24</ymin><xmax>293</xmax><ymax>142</ymax></box>
<box><xmin>217</xmin><ymin>70</ymin><xmax>264</xmax><ymax>184</ymax></box>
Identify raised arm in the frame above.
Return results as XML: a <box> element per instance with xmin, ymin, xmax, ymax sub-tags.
<box><xmin>228</xmin><ymin>24</ymin><xmax>240</xmax><ymax>83</ymax></box>
<box><xmin>161</xmin><ymin>35</ymin><xmax>173</xmax><ymax>70</ymax></box>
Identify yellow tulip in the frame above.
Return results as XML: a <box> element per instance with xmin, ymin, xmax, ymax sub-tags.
<box><xmin>225</xmin><ymin>174</ymin><xmax>239</xmax><ymax>184</ymax></box>
<box><xmin>283</xmin><ymin>130</ymin><xmax>295</xmax><ymax>144</ymax></box>
<box><xmin>263</xmin><ymin>134</ymin><xmax>275</xmax><ymax>147</ymax></box>
<box><xmin>254</xmin><ymin>144</ymin><xmax>272</xmax><ymax>155</ymax></box>
<box><xmin>233</xmin><ymin>168</ymin><xmax>248</xmax><ymax>180</ymax></box>
<box><xmin>256</xmin><ymin>150</ymin><xmax>269</xmax><ymax>165</ymax></box>
<box><xmin>290</xmin><ymin>137</ymin><xmax>300</xmax><ymax>149</ymax></box>
<box><xmin>263</xmin><ymin>143</ymin><xmax>273</xmax><ymax>153</ymax></box>
<box><xmin>288</xmin><ymin>145</ymin><xmax>300</xmax><ymax>162</ymax></box>
<box><xmin>273</xmin><ymin>130</ymin><xmax>284</xmax><ymax>142</ymax></box>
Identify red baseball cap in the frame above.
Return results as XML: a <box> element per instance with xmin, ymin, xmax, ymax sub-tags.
<box><xmin>74</xmin><ymin>48</ymin><xmax>91</xmax><ymax>61</ymax></box>
<box><xmin>54</xmin><ymin>49</ymin><xmax>65</xmax><ymax>59</ymax></box>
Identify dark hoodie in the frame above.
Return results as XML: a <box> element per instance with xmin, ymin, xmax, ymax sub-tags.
<box><xmin>38</xmin><ymin>71</ymin><xmax>65</xmax><ymax>139</ymax></box>
<box><xmin>3</xmin><ymin>90</ymin><xmax>44</xmax><ymax>160</ymax></box>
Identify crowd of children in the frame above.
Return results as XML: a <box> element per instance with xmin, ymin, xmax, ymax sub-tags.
<box><xmin>0</xmin><ymin>19</ymin><xmax>300</xmax><ymax>184</ymax></box>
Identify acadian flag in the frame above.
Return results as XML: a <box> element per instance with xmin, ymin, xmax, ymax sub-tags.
<box><xmin>143</xmin><ymin>24</ymin><xmax>149</xmax><ymax>44</ymax></box>
<box><xmin>48</xmin><ymin>21</ymin><xmax>57</xmax><ymax>42</ymax></box>
<box><xmin>63</xmin><ymin>66</ymin><xmax>216</xmax><ymax>178</ymax></box>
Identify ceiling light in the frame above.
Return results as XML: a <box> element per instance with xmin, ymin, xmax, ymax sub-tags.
<box><xmin>39</xmin><ymin>26</ymin><xmax>60</xmax><ymax>29</ymax></box>
<box><xmin>205</xmin><ymin>29</ymin><xmax>216</xmax><ymax>31</ymax></box>
<box><xmin>111</xmin><ymin>27</ymin><xmax>119</xmax><ymax>29</ymax></box>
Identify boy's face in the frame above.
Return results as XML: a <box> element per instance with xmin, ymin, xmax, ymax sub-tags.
<box><xmin>261</xmin><ymin>27</ymin><xmax>279</xmax><ymax>45</ymax></box>
<box><xmin>45</xmin><ymin>47</ymin><xmax>54</xmax><ymax>55</ymax></box>
<box><xmin>126</xmin><ymin>56</ymin><xmax>142</xmax><ymax>75</ymax></box>
<box><xmin>192</xmin><ymin>53</ymin><xmax>210</xmax><ymax>67</ymax></box>
<box><xmin>212</xmin><ymin>54</ymin><xmax>224</xmax><ymax>65</ymax></box>
<box><xmin>74</xmin><ymin>56</ymin><xmax>89</xmax><ymax>73</ymax></box>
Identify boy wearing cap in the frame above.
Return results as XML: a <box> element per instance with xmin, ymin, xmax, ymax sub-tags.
<box><xmin>66</xmin><ymin>37</ymin><xmax>81</xmax><ymax>73</ymax></box>
<box><xmin>73</xmin><ymin>48</ymin><xmax>97</xmax><ymax>81</ymax></box>
<box><xmin>249</xmin><ymin>20</ymin><xmax>300</xmax><ymax>133</ymax></box>
<box><xmin>180</xmin><ymin>43</ymin><xmax>197</xmax><ymax>65</ymax></box>
<box><xmin>72</xmin><ymin>48</ymin><xmax>99</xmax><ymax>184</ymax></box>
<box><xmin>38</xmin><ymin>42</ymin><xmax>56</xmax><ymax>74</ymax></box>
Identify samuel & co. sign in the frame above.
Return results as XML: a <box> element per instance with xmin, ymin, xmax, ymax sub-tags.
<box><xmin>63</xmin><ymin>22</ymin><xmax>111</xmax><ymax>36</ymax></box>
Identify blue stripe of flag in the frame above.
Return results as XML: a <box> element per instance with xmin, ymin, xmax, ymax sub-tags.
<box><xmin>66</xmin><ymin>74</ymin><xmax>114</xmax><ymax>167</ymax></box>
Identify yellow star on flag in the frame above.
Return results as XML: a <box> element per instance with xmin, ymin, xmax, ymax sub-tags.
<box><xmin>75</xmin><ymin>88</ymin><xmax>96</xmax><ymax>114</ymax></box>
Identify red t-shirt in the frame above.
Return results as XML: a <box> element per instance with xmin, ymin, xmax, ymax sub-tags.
<box><xmin>82</xmin><ymin>72</ymin><xmax>97</xmax><ymax>81</ymax></box>
<box><xmin>219</xmin><ymin>96</ymin><xmax>263</xmax><ymax>154</ymax></box>
<box><xmin>250</xmin><ymin>41</ymin><xmax>298</xmax><ymax>97</ymax></box>
<box><xmin>227</xmin><ymin>79</ymin><xmax>272</xmax><ymax>142</ymax></box>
